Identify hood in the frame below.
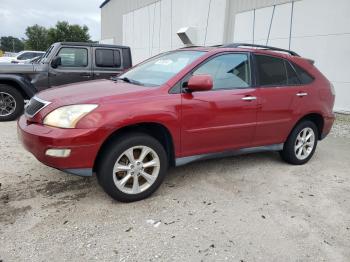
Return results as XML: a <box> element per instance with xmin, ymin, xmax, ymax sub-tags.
<box><xmin>0</xmin><ymin>63</ymin><xmax>35</xmax><ymax>73</ymax></box>
<box><xmin>37</xmin><ymin>79</ymin><xmax>159</xmax><ymax>105</ymax></box>
<box><xmin>0</xmin><ymin>57</ymin><xmax>14</xmax><ymax>63</ymax></box>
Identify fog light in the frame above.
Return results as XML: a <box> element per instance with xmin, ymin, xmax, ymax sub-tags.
<box><xmin>45</xmin><ymin>149</ymin><xmax>71</xmax><ymax>158</ymax></box>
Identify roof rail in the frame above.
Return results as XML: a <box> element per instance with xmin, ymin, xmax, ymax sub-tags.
<box><xmin>222</xmin><ymin>43</ymin><xmax>300</xmax><ymax>56</ymax></box>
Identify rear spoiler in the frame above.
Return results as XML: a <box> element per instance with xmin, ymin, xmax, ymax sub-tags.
<box><xmin>306</xmin><ymin>58</ymin><xmax>315</xmax><ymax>65</ymax></box>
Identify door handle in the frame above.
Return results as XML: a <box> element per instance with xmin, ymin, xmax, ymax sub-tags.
<box><xmin>81</xmin><ymin>73</ymin><xmax>92</xmax><ymax>78</ymax></box>
<box><xmin>241</xmin><ymin>96</ymin><xmax>257</xmax><ymax>101</ymax></box>
<box><xmin>296</xmin><ymin>92</ymin><xmax>308</xmax><ymax>97</ymax></box>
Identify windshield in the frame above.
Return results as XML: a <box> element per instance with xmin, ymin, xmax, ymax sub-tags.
<box><xmin>39</xmin><ymin>45</ymin><xmax>55</xmax><ymax>63</ymax></box>
<box><xmin>119</xmin><ymin>50</ymin><xmax>205</xmax><ymax>86</ymax></box>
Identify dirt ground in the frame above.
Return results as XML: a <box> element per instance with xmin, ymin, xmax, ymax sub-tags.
<box><xmin>0</xmin><ymin>115</ymin><xmax>350</xmax><ymax>261</ymax></box>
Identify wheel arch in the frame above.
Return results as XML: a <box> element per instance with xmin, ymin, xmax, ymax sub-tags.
<box><xmin>0</xmin><ymin>75</ymin><xmax>37</xmax><ymax>100</ymax></box>
<box><xmin>291</xmin><ymin>113</ymin><xmax>324</xmax><ymax>140</ymax></box>
<box><xmin>93</xmin><ymin>122</ymin><xmax>176</xmax><ymax>172</ymax></box>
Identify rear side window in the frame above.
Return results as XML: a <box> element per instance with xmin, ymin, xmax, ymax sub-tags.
<box><xmin>95</xmin><ymin>49</ymin><xmax>121</xmax><ymax>68</ymax></box>
<box><xmin>286</xmin><ymin>61</ymin><xmax>300</xmax><ymax>85</ymax></box>
<box><xmin>256</xmin><ymin>55</ymin><xmax>287</xmax><ymax>86</ymax></box>
<box><xmin>293</xmin><ymin>64</ymin><xmax>314</xmax><ymax>84</ymax></box>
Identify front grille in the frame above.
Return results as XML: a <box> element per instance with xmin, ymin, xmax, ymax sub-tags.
<box><xmin>25</xmin><ymin>97</ymin><xmax>50</xmax><ymax>117</ymax></box>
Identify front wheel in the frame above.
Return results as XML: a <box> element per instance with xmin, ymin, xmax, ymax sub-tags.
<box><xmin>280</xmin><ymin>120</ymin><xmax>318</xmax><ymax>165</ymax></box>
<box><xmin>97</xmin><ymin>133</ymin><xmax>168</xmax><ymax>202</ymax></box>
<box><xmin>0</xmin><ymin>84</ymin><xmax>24</xmax><ymax>121</ymax></box>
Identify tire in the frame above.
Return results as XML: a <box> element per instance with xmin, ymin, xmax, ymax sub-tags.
<box><xmin>0</xmin><ymin>84</ymin><xmax>24</xmax><ymax>121</ymax></box>
<box><xmin>280</xmin><ymin>120</ymin><xmax>318</xmax><ymax>165</ymax></box>
<box><xmin>97</xmin><ymin>132</ymin><xmax>168</xmax><ymax>202</ymax></box>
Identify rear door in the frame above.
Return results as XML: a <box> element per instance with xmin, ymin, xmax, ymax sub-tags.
<box><xmin>181</xmin><ymin>53</ymin><xmax>258</xmax><ymax>157</ymax></box>
<box><xmin>48</xmin><ymin>45</ymin><xmax>92</xmax><ymax>87</ymax></box>
<box><xmin>252</xmin><ymin>54</ymin><xmax>305</xmax><ymax>146</ymax></box>
<box><xmin>92</xmin><ymin>47</ymin><xmax>127</xmax><ymax>80</ymax></box>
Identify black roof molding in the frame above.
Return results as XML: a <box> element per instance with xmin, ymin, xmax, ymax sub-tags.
<box><xmin>100</xmin><ymin>0</ymin><xmax>110</xmax><ymax>8</ymax></box>
<box><xmin>222</xmin><ymin>43</ymin><xmax>300</xmax><ymax>56</ymax></box>
<box><xmin>59</xmin><ymin>42</ymin><xmax>129</xmax><ymax>49</ymax></box>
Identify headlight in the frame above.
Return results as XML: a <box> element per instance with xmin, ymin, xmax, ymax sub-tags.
<box><xmin>43</xmin><ymin>104</ymin><xmax>98</xmax><ymax>128</ymax></box>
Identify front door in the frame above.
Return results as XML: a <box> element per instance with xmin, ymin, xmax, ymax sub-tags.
<box><xmin>181</xmin><ymin>53</ymin><xmax>258</xmax><ymax>157</ymax></box>
<box><xmin>49</xmin><ymin>46</ymin><xmax>92</xmax><ymax>87</ymax></box>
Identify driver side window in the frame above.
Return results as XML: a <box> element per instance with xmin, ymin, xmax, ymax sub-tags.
<box><xmin>193</xmin><ymin>53</ymin><xmax>251</xmax><ymax>90</ymax></box>
<box><xmin>57</xmin><ymin>47</ymin><xmax>88</xmax><ymax>67</ymax></box>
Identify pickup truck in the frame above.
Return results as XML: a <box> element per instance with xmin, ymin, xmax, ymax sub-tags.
<box><xmin>0</xmin><ymin>42</ymin><xmax>132</xmax><ymax>121</ymax></box>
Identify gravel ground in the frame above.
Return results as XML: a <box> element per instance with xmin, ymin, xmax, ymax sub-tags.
<box><xmin>1</xmin><ymin>114</ymin><xmax>350</xmax><ymax>261</ymax></box>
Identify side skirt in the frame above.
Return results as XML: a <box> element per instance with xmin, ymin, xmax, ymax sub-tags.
<box><xmin>61</xmin><ymin>168</ymin><xmax>94</xmax><ymax>177</ymax></box>
<box><xmin>175</xmin><ymin>144</ymin><xmax>284</xmax><ymax>167</ymax></box>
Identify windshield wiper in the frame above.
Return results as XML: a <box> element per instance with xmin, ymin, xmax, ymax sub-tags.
<box><xmin>112</xmin><ymin>76</ymin><xmax>144</xmax><ymax>86</ymax></box>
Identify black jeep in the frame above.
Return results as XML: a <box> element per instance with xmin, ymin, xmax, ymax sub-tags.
<box><xmin>0</xmin><ymin>42</ymin><xmax>132</xmax><ymax>121</ymax></box>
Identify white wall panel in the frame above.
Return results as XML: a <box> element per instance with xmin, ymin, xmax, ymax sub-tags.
<box><xmin>123</xmin><ymin>0</ymin><xmax>226</xmax><ymax>63</ymax></box>
<box><xmin>268</xmin><ymin>3</ymin><xmax>292</xmax><ymax>40</ymax></box>
<box><xmin>233</xmin><ymin>0</ymin><xmax>350</xmax><ymax>112</ymax></box>
<box><xmin>159</xmin><ymin>0</ymin><xmax>172</xmax><ymax>53</ymax></box>
<box><xmin>122</xmin><ymin>12</ymin><xmax>134</xmax><ymax>47</ymax></box>
<box><xmin>234</xmin><ymin>3</ymin><xmax>293</xmax><ymax>43</ymax></box>
<box><xmin>333</xmin><ymin>82</ymin><xmax>350</xmax><ymax>113</ymax></box>
<box><xmin>205</xmin><ymin>0</ymin><xmax>227</xmax><ymax>46</ymax></box>
<box><xmin>233</xmin><ymin>11</ymin><xmax>254</xmax><ymax>42</ymax></box>
<box><xmin>291</xmin><ymin>34</ymin><xmax>350</xmax><ymax>84</ymax></box>
<box><xmin>171</xmin><ymin>0</ymin><xmax>211</xmax><ymax>47</ymax></box>
<box><xmin>149</xmin><ymin>2</ymin><xmax>161</xmax><ymax>55</ymax></box>
<box><xmin>254</xmin><ymin>6</ymin><xmax>274</xmax><ymax>41</ymax></box>
<box><xmin>293</xmin><ymin>0</ymin><xmax>350</xmax><ymax>37</ymax></box>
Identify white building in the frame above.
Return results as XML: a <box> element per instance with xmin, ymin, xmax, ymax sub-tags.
<box><xmin>100</xmin><ymin>0</ymin><xmax>350</xmax><ymax>113</ymax></box>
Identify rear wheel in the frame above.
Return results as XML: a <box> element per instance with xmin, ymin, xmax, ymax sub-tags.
<box><xmin>0</xmin><ymin>84</ymin><xmax>24</xmax><ymax>121</ymax></box>
<box><xmin>97</xmin><ymin>133</ymin><xmax>168</xmax><ymax>202</ymax></box>
<box><xmin>280</xmin><ymin>120</ymin><xmax>318</xmax><ymax>165</ymax></box>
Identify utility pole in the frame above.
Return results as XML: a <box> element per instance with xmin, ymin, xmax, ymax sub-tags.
<box><xmin>12</xmin><ymin>38</ymin><xmax>15</xmax><ymax>52</ymax></box>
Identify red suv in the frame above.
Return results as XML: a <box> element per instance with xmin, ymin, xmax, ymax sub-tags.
<box><xmin>18</xmin><ymin>43</ymin><xmax>335</xmax><ymax>202</ymax></box>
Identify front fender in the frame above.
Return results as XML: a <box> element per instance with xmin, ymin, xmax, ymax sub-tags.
<box><xmin>0</xmin><ymin>74</ymin><xmax>37</xmax><ymax>98</ymax></box>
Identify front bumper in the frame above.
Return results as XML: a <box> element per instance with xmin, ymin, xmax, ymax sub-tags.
<box><xmin>17</xmin><ymin>116</ymin><xmax>104</xmax><ymax>176</ymax></box>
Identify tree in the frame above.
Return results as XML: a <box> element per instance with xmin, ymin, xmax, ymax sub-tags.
<box><xmin>0</xmin><ymin>36</ymin><xmax>24</xmax><ymax>52</ymax></box>
<box><xmin>47</xmin><ymin>21</ymin><xmax>90</xmax><ymax>44</ymax></box>
<box><xmin>24</xmin><ymin>22</ymin><xmax>91</xmax><ymax>51</ymax></box>
<box><xmin>25</xmin><ymin>24</ymin><xmax>49</xmax><ymax>51</ymax></box>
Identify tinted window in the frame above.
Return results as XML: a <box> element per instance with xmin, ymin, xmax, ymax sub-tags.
<box><xmin>95</xmin><ymin>49</ymin><xmax>121</xmax><ymax>68</ymax></box>
<box><xmin>57</xmin><ymin>47</ymin><xmax>88</xmax><ymax>67</ymax></box>
<box><xmin>256</xmin><ymin>55</ymin><xmax>287</xmax><ymax>86</ymax></box>
<box><xmin>286</xmin><ymin>61</ymin><xmax>300</xmax><ymax>85</ymax></box>
<box><xmin>193</xmin><ymin>53</ymin><xmax>251</xmax><ymax>90</ymax></box>
<box><xmin>293</xmin><ymin>64</ymin><xmax>314</xmax><ymax>84</ymax></box>
<box><xmin>122</xmin><ymin>49</ymin><xmax>132</xmax><ymax>69</ymax></box>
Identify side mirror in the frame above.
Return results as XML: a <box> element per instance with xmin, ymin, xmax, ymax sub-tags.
<box><xmin>187</xmin><ymin>74</ymin><xmax>213</xmax><ymax>92</ymax></box>
<box><xmin>51</xmin><ymin>56</ymin><xmax>61</xmax><ymax>68</ymax></box>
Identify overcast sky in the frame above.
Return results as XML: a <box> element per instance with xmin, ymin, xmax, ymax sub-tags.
<box><xmin>0</xmin><ymin>0</ymin><xmax>102</xmax><ymax>41</ymax></box>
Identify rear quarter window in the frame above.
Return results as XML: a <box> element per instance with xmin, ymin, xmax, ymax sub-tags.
<box><xmin>293</xmin><ymin>63</ymin><xmax>314</xmax><ymax>84</ymax></box>
<box><xmin>95</xmin><ymin>49</ymin><xmax>121</xmax><ymax>68</ymax></box>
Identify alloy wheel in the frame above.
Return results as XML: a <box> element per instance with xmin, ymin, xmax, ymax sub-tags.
<box><xmin>112</xmin><ymin>145</ymin><xmax>160</xmax><ymax>194</ymax></box>
<box><xmin>294</xmin><ymin>127</ymin><xmax>315</xmax><ymax>160</ymax></box>
<box><xmin>0</xmin><ymin>92</ymin><xmax>16</xmax><ymax>117</ymax></box>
